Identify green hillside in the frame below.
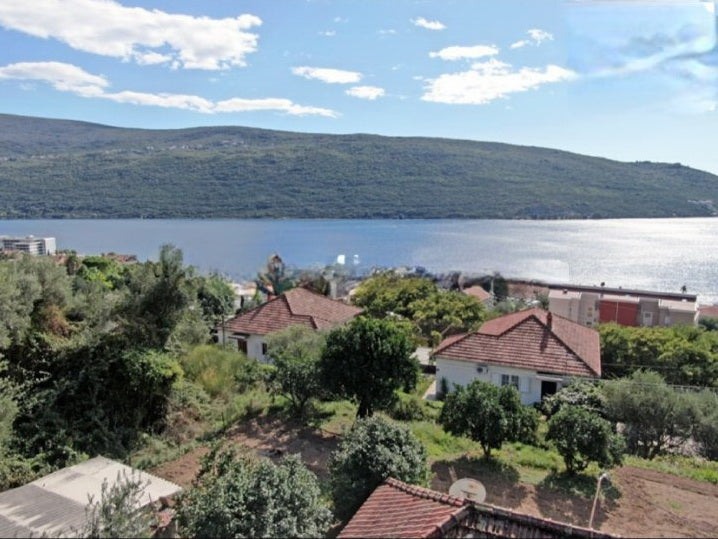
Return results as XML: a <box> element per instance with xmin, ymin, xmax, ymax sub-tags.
<box><xmin>1</xmin><ymin>113</ymin><xmax>716</xmax><ymax>219</ymax></box>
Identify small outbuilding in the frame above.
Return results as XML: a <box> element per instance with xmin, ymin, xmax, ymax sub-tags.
<box><xmin>0</xmin><ymin>456</ymin><xmax>181</xmax><ymax>537</ymax></box>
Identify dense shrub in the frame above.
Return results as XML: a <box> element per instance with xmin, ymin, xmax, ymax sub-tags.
<box><xmin>329</xmin><ymin>416</ymin><xmax>429</xmax><ymax>519</ymax></box>
<box><xmin>179</xmin><ymin>344</ymin><xmax>263</xmax><ymax>398</ymax></box>
<box><xmin>542</xmin><ymin>380</ymin><xmax>607</xmax><ymax>418</ymax></box>
<box><xmin>546</xmin><ymin>405</ymin><xmax>625</xmax><ymax>474</ymax></box>
<box><xmin>178</xmin><ymin>448</ymin><xmax>332</xmax><ymax>538</ymax></box>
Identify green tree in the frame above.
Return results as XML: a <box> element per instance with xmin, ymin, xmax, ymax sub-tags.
<box><xmin>329</xmin><ymin>416</ymin><xmax>429</xmax><ymax>519</ymax></box>
<box><xmin>439</xmin><ymin>380</ymin><xmax>536</xmax><ymax>457</ymax></box>
<box><xmin>320</xmin><ymin>317</ymin><xmax>418</xmax><ymax>417</ymax></box>
<box><xmin>603</xmin><ymin>370</ymin><xmax>696</xmax><ymax>459</ymax></box>
<box><xmin>177</xmin><ymin>448</ymin><xmax>331</xmax><ymax>538</ymax></box>
<box><xmin>80</xmin><ymin>472</ymin><xmax>157</xmax><ymax>538</ymax></box>
<box><xmin>689</xmin><ymin>389</ymin><xmax>718</xmax><ymax>460</ymax></box>
<box><xmin>351</xmin><ymin>272</ymin><xmax>436</xmax><ymax>319</ymax></box>
<box><xmin>266</xmin><ymin>325</ymin><xmax>325</xmax><ymax>416</ymax></box>
<box><xmin>410</xmin><ymin>290</ymin><xmax>486</xmax><ymax>345</ymax></box>
<box><xmin>196</xmin><ymin>274</ymin><xmax>235</xmax><ymax>321</ymax></box>
<box><xmin>546</xmin><ymin>405</ymin><xmax>625</xmax><ymax>474</ymax></box>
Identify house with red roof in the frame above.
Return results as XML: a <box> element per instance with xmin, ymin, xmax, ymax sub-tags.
<box><xmin>215</xmin><ymin>286</ymin><xmax>362</xmax><ymax>362</ymax></box>
<box><xmin>338</xmin><ymin>478</ymin><xmax>615</xmax><ymax>538</ymax></box>
<box><xmin>433</xmin><ymin>308</ymin><xmax>600</xmax><ymax>404</ymax></box>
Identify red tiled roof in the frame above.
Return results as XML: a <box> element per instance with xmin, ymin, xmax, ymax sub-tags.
<box><xmin>338</xmin><ymin>478</ymin><xmax>465</xmax><ymax>538</ymax></box>
<box><xmin>339</xmin><ymin>478</ymin><xmax>618</xmax><ymax>539</ymax></box>
<box><xmin>463</xmin><ymin>285</ymin><xmax>491</xmax><ymax>302</ymax></box>
<box><xmin>698</xmin><ymin>304</ymin><xmax>718</xmax><ymax>319</ymax></box>
<box><xmin>434</xmin><ymin>308</ymin><xmax>600</xmax><ymax>377</ymax></box>
<box><xmin>221</xmin><ymin>287</ymin><xmax>362</xmax><ymax>336</ymax></box>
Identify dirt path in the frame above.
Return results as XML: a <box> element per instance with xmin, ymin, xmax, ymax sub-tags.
<box><xmin>151</xmin><ymin>420</ymin><xmax>717</xmax><ymax>537</ymax></box>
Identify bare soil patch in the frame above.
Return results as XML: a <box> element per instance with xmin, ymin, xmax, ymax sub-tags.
<box><xmin>151</xmin><ymin>420</ymin><xmax>717</xmax><ymax>537</ymax></box>
<box><xmin>431</xmin><ymin>461</ymin><xmax>718</xmax><ymax>537</ymax></box>
<box><xmin>151</xmin><ymin>415</ymin><xmax>339</xmax><ymax>488</ymax></box>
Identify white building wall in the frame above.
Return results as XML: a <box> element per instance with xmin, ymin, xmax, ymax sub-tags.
<box><xmin>216</xmin><ymin>331</ymin><xmax>269</xmax><ymax>363</ymax></box>
<box><xmin>435</xmin><ymin>357</ymin><xmax>562</xmax><ymax>405</ymax></box>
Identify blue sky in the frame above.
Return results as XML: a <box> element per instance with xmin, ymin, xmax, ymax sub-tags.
<box><xmin>2</xmin><ymin>0</ymin><xmax>718</xmax><ymax>173</ymax></box>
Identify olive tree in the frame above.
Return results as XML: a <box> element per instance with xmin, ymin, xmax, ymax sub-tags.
<box><xmin>266</xmin><ymin>325</ymin><xmax>325</xmax><ymax>416</ymax></box>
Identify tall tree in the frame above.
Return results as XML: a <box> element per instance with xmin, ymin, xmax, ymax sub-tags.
<box><xmin>320</xmin><ymin>317</ymin><xmax>418</xmax><ymax>417</ymax></box>
<box><xmin>266</xmin><ymin>325</ymin><xmax>326</xmax><ymax>416</ymax></box>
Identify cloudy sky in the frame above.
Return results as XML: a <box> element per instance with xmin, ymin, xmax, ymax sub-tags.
<box><xmin>1</xmin><ymin>0</ymin><xmax>718</xmax><ymax>173</ymax></box>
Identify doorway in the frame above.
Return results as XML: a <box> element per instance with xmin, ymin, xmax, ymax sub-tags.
<box><xmin>541</xmin><ymin>380</ymin><xmax>558</xmax><ymax>399</ymax></box>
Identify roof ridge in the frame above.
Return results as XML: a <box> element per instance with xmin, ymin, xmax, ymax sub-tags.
<box><xmin>385</xmin><ymin>478</ymin><xmax>465</xmax><ymax>508</ymax></box>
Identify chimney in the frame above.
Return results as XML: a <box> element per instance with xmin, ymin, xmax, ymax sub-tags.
<box><xmin>546</xmin><ymin>311</ymin><xmax>553</xmax><ymax>327</ymax></box>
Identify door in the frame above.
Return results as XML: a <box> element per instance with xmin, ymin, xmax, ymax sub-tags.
<box><xmin>541</xmin><ymin>380</ymin><xmax>557</xmax><ymax>399</ymax></box>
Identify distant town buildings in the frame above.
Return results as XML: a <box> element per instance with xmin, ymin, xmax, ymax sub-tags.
<box><xmin>0</xmin><ymin>235</ymin><xmax>56</xmax><ymax>256</ymax></box>
<box><xmin>548</xmin><ymin>284</ymin><xmax>698</xmax><ymax>328</ymax></box>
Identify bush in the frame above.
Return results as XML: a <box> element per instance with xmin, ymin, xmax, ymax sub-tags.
<box><xmin>389</xmin><ymin>392</ymin><xmax>432</xmax><ymax>421</ymax></box>
<box><xmin>546</xmin><ymin>405</ymin><xmax>625</xmax><ymax>474</ymax></box>
<box><xmin>542</xmin><ymin>380</ymin><xmax>607</xmax><ymax>418</ymax></box>
<box><xmin>180</xmin><ymin>344</ymin><xmax>263</xmax><ymax>398</ymax></box>
<box><xmin>329</xmin><ymin>416</ymin><xmax>429</xmax><ymax>519</ymax></box>
<box><xmin>177</xmin><ymin>448</ymin><xmax>332</xmax><ymax>538</ymax></box>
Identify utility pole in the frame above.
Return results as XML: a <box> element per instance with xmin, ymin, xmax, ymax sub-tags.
<box><xmin>589</xmin><ymin>472</ymin><xmax>609</xmax><ymax>529</ymax></box>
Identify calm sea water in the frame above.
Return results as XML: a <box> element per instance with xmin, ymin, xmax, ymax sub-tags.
<box><xmin>1</xmin><ymin>218</ymin><xmax>717</xmax><ymax>304</ymax></box>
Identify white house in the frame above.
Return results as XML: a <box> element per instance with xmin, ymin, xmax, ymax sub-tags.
<box><xmin>215</xmin><ymin>286</ymin><xmax>363</xmax><ymax>362</ymax></box>
<box><xmin>433</xmin><ymin>308</ymin><xmax>601</xmax><ymax>405</ymax></box>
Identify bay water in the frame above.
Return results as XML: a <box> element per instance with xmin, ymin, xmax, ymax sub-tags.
<box><xmin>1</xmin><ymin>218</ymin><xmax>717</xmax><ymax>304</ymax></box>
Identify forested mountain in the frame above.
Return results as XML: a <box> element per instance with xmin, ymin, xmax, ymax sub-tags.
<box><xmin>1</xmin><ymin>113</ymin><xmax>717</xmax><ymax>219</ymax></box>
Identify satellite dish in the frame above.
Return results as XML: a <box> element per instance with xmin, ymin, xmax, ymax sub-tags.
<box><xmin>449</xmin><ymin>478</ymin><xmax>486</xmax><ymax>503</ymax></box>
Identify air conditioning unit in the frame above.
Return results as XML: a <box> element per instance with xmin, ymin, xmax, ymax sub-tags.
<box><xmin>476</xmin><ymin>366</ymin><xmax>485</xmax><ymax>373</ymax></box>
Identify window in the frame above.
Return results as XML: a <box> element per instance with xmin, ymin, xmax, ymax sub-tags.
<box><xmin>501</xmin><ymin>374</ymin><xmax>520</xmax><ymax>390</ymax></box>
<box><xmin>262</xmin><ymin>342</ymin><xmax>268</xmax><ymax>356</ymax></box>
<box><xmin>237</xmin><ymin>339</ymin><xmax>248</xmax><ymax>354</ymax></box>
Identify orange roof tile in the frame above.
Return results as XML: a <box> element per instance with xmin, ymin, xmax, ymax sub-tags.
<box><xmin>338</xmin><ymin>478</ymin><xmax>465</xmax><ymax>539</ymax></box>
<box><xmin>434</xmin><ymin>308</ymin><xmax>600</xmax><ymax>377</ymax></box>
<box><xmin>339</xmin><ymin>478</ymin><xmax>618</xmax><ymax>539</ymax></box>
<box><xmin>463</xmin><ymin>285</ymin><xmax>491</xmax><ymax>302</ymax></box>
<box><xmin>221</xmin><ymin>287</ymin><xmax>362</xmax><ymax>336</ymax></box>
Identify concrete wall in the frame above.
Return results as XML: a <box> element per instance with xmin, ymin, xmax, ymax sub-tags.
<box><xmin>216</xmin><ymin>331</ymin><xmax>268</xmax><ymax>362</ymax></box>
<box><xmin>435</xmin><ymin>358</ymin><xmax>552</xmax><ymax>405</ymax></box>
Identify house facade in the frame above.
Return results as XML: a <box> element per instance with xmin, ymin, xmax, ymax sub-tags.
<box><xmin>433</xmin><ymin>308</ymin><xmax>600</xmax><ymax>404</ymax></box>
<box><xmin>548</xmin><ymin>284</ymin><xmax>698</xmax><ymax>328</ymax></box>
<box><xmin>215</xmin><ymin>286</ymin><xmax>362</xmax><ymax>362</ymax></box>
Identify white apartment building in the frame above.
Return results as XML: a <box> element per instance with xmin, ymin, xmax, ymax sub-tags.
<box><xmin>0</xmin><ymin>235</ymin><xmax>57</xmax><ymax>255</ymax></box>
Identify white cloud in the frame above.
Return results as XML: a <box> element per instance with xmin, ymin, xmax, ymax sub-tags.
<box><xmin>345</xmin><ymin>86</ymin><xmax>385</xmax><ymax>100</ymax></box>
<box><xmin>429</xmin><ymin>45</ymin><xmax>499</xmax><ymax>61</ymax></box>
<box><xmin>0</xmin><ymin>61</ymin><xmax>337</xmax><ymax>116</ymax></box>
<box><xmin>0</xmin><ymin>61</ymin><xmax>108</xmax><ymax>95</ymax></box>
<box><xmin>411</xmin><ymin>17</ymin><xmax>446</xmax><ymax>31</ymax></box>
<box><xmin>292</xmin><ymin>66</ymin><xmax>362</xmax><ymax>83</ymax></box>
<box><xmin>511</xmin><ymin>28</ymin><xmax>554</xmax><ymax>49</ymax></box>
<box><xmin>0</xmin><ymin>0</ymin><xmax>261</xmax><ymax>70</ymax></box>
<box><xmin>422</xmin><ymin>59</ymin><xmax>576</xmax><ymax>104</ymax></box>
<box><xmin>319</xmin><ymin>30</ymin><xmax>336</xmax><ymax>37</ymax></box>
<box><xmin>378</xmin><ymin>29</ymin><xmax>397</xmax><ymax>35</ymax></box>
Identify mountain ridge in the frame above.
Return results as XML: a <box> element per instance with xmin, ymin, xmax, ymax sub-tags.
<box><xmin>1</xmin><ymin>113</ymin><xmax>716</xmax><ymax>219</ymax></box>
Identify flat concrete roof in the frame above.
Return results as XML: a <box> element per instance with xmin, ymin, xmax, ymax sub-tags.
<box><xmin>0</xmin><ymin>456</ymin><xmax>181</xmax><ymax>537</ymax></box>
